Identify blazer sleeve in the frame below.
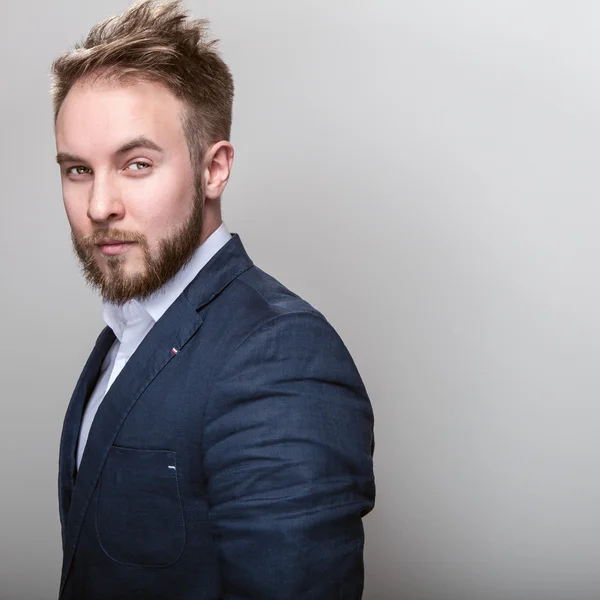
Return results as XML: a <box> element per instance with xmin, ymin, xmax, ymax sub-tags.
<box><xmin>202</xmin><ymin>311</ymin><xmax>375</xmax><ymax>600</ymax></box>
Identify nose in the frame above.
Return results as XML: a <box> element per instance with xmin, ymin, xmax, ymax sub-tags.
<box><xmin>87</xmin><ymin>173</ymin><xmax>124</xmax><ymax>223</ymax></box>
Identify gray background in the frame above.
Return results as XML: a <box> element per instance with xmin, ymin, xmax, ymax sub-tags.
<box><xmin>2</xmin><ymin>1</ymin><xmax>600</xmax><ymax>598</ymax></box>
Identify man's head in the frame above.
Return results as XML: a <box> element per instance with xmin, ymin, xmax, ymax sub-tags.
<box><xmin>51</xmin><ymin>0</ymin><xmax>235</xmax><ymax>304</ymax></box>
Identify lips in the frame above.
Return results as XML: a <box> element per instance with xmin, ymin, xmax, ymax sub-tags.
<box><xmin>97</xmin><ymin>240</ymin><xmax>136</xmax><ymax>256</ymax></box>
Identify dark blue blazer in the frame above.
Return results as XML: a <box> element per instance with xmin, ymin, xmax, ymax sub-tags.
<box><xmin>58</xmin><ymin>235</ymin><xmax>375</xmax><ymax>599</ymax></box>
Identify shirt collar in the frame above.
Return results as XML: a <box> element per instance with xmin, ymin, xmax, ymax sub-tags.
<box><xmin>103</xmin><ymin>223</ymin><xmax>232</xmax><ymax>341</ymax></box>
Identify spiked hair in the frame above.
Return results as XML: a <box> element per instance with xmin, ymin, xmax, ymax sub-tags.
<box><xmin>50</xmin><ymin>0</ymin><xmax>234</xmax><ymax>169</ymax></box>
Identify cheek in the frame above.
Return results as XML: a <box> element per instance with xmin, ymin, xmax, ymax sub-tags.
<box><xmin>62</xmin><ymin>194</ymin><xmax>86</xmax><ymax>234</ymax></box>
<box><xmin>134</xmin><ymin>174</ymin><xmax>195</xmax><ymax>230</ymax></box>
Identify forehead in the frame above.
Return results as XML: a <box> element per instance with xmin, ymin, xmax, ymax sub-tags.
<box><xmin>55</xmin><ymin>78</ymin><xmax>186</xmax><ymax>154</ymax></box>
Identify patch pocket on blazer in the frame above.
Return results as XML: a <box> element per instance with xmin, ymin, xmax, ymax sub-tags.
<box><xmin>96</xmin><ymin>445</ymin><xmax>186</xmax><ymax>567</ymax></box>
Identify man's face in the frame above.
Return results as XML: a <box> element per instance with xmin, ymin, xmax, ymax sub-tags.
<box><xmin>55</xmin><ymin>78</ymin><xmax>203</xmax><ymax>304</ymax></box>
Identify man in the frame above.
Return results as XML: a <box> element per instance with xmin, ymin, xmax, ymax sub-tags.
<box><xmin>52</xmin><ymin>1</ymin><xmax>375</xmax><ymax>598</ymax></box>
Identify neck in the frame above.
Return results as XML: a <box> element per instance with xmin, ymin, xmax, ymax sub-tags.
<box><xmin>199</xmin><ymin>202</ymin><xmax>222</xmax><ymax>246</ymax></box>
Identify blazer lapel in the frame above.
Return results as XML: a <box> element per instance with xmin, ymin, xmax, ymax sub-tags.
<box><xmin>58</xmin><ymin>326</ymin><xmax>115</xmax><ymax>546</ymax></box>
<box><xmin>59</xmin><ymin>233</ymin><xmax>254</xmax><ymax>593</ymax></box>
<box><xmin>60</xmin><ymin>297</ymin><xmax>204</xmax><ymax>592</ymax></box>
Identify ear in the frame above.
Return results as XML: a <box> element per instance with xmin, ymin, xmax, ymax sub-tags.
<box><xmin>203</xmin><ymin>141</ymin><xmax>234</xmax><ymax>200</ymax></box>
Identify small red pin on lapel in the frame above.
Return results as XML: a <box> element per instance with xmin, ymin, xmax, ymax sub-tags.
<box><xmin>171</xmin><ymin>347</ymin><xmax>179</xmax><ymax>356</ymax></box>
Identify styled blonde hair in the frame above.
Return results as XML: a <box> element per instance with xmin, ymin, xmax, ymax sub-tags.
<box><xmin>50</xmin><ymin>0</ymin><xmax>234</xmax><ymax>170</ymax></box>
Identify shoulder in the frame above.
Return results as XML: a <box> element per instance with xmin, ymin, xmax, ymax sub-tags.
<box><xmin>214</xmin><ymin>264</ymin><xmax>333</xmax><ymax>334</ymax></box>
<box><xmin>199</xmin><ymin>265</ymin><xmax>355</xmax><ymax>370</ymax></box>
<box><xmin>234</xmin><ymin>265</ymin><xmax>321</xmax><ymax>319</ymax></box>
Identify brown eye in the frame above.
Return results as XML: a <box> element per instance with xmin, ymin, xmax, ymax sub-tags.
<box><xmin>127</xmin><ymin>161</ymin><xmax>151</xmax><ymax>171</ymax></box>
<box><xmin>67</xmin><ymin>166</ymin><xmax>90</xmax><ymax>176</ymax></box>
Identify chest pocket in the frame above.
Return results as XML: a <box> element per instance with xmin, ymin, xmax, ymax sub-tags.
<box><xmin>95</xmin><ymin>445</ymin><xmax>186</xmax><ymax>567</ymax></box>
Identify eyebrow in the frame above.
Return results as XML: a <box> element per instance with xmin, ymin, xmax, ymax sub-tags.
<box><xmin>55</xmin><ymin>135</ymin><xmax>165</xmax><ymax>165</ymax></box>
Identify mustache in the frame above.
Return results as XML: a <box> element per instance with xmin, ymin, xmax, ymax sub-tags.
<box><xmin>80</xmin><ymin>229</ymin><xmax>148</xmax><ymax>246</ymax></box>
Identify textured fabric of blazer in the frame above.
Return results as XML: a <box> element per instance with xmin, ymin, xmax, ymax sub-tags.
<box><xmin>58</xmin><ymin>234</ymin><xmax>375</xmax><ymax>599</ymax></box>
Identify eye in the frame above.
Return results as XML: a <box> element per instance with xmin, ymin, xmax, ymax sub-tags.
<box><xmin>127</xmin><ymin>161</ymin><xmax>151</xmax><ymax>171</ymax></box>
<box><xmin>67</xmin><ymin>166</ymin><xmax>91</xmax><ymax>176</ymax></box>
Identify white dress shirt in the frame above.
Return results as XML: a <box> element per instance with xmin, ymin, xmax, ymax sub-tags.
<box><xmin>75</xmin><ymin>223</ymin><xmax>232</xmax><ymax>469</ymax></box>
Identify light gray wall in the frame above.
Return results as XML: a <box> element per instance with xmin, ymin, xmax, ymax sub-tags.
<box><xmin>2</xmin><ymin>1</ymin><xmax>600</xmax><ymax>598</ymax></box>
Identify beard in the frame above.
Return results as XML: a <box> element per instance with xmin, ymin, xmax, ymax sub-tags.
<box><xmin>71</xmin><ymin>185</ymin><xmax>205</xmax><ymax>305</ymax></box>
